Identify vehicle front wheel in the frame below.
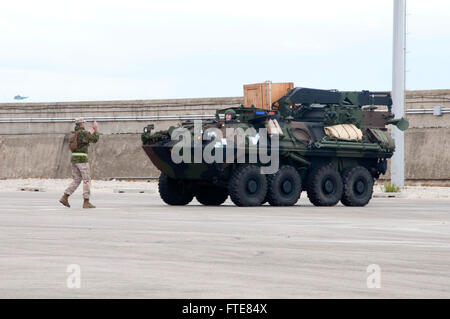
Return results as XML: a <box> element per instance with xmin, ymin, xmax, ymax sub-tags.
<box><xmin>228</xmin><ymin>165</ymin><xmax>267</xmax><ymax>207</ymax></box>
<box><xmin>196</xmin><ymin>184</ymin><xmax>228</xmax><ymax>206</ymax></box>
<box><xmin>341</xmin><ymin>166</ymin><xmax>374</xmax><ymax>207</ymax></box>
<box><xmin>158</xmin><ymin>173</ymin><xmax>194</xmax><ymax>205</ymax></box>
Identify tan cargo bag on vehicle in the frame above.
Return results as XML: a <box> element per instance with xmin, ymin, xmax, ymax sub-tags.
<box><xmin>324</xmin><ymin>124</ymin><xmax>363</xmax><ymax>141</ymax></box>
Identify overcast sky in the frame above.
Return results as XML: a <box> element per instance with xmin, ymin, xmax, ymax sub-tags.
<box><xmin>0</xmin><ymin>0</ymin><xmax>449</xmax><ymax>102</ymax></box>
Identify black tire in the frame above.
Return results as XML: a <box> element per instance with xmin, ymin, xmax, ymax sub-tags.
<box><xmin>267</xmin><ymin>166</ymin><xmax>302</xmax><ymax>206</ymax></box>
<box><xmin>341</xmin><ymin>166</ymin><xmax>374</xmax><ymax>207</ymax></box>
<box><xmin>306</xmin><ymin>165</ymin><xmax>343</xmax><ymax>206</ymax></box>
<box><xmin>228</xmin><ymin>165</ymin><xmax>268</xmax><ymax>207</ymax></box>
<box><xmin>158</xmin><ymin>173</ymin><xmax>194</xmax><ymax>206</ymax></box>
<box><xmin>196</xmin><ymin>185</ymin><xmax>228</xmax><ymax>206</ymax></box>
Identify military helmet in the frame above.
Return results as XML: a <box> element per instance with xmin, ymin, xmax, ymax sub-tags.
<box><xmin>74</xmin><ymin>117</ymin><xmax>86</xmax><ymax>124</ymax></box>
<box><xmin>224</xmin><ymin>109</ymin><xmax>236</xmax><ymax>119</ymax></box>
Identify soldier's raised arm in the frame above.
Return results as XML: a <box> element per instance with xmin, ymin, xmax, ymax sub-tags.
<box><xmin>88</xmin><ymin>121</ymin><xmax>100</xmax><ymax>143</ymax></box>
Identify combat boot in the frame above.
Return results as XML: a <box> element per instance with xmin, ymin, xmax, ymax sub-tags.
<box><xmin>83</xmin><ymin>198</ymin><xmax>96</xmax><ymax>209</ymax></box>
<box><xmin>59</xmin><ymin>193</ymin><xmax>70</xmax><ymax>208</ymax></box>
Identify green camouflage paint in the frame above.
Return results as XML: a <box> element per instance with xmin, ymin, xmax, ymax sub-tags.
<box><xmin>141</xmin><ymin>88</ymin><xmax>407</xmax><ymax>182</ymax></box>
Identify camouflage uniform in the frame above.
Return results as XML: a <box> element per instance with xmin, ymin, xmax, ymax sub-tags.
<box><xmin>64</xmin><ymin>124</ymin><xmax>99</xmax><ymax>199</ymax></box>
<box><xmin>60</xmin><ymin>119</ymin><xmax>99</xmax><ymax>208</ymax></box>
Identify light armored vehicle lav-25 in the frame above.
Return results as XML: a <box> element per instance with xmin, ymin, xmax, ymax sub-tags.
<box><xmin>141</xmin><ymin>87</ymin><xmax>408</xmax><ymax>207</ymax></box>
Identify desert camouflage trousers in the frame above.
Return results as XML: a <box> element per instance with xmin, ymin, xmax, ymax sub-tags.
<box><xmin>64</xmin><ymin>163</ymin><xmax>91</xmax><ymax>199</ymax></box>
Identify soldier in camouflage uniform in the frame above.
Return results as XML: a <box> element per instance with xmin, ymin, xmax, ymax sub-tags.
<box><xmin>59</xmin><ymin>117</ymin><xmax>99</xmax><ymax>208</ymax></box>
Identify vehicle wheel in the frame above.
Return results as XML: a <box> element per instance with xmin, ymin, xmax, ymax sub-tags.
<box><xmin>306</xmin><ymin>165</ymin><xmax>343</xmax><ymax>206</ymax></box>
<box><xmin>341</xmin><ymin>166</ymin><xmax>374</xmax><ymax>206</ymax></box>
<box><xmin>267</xmin><ymin>166</ymin><xmax>302</xmax><ymax>206</ymax></box>
<box><xmin>158</xmin><ymin>173</ymin><xmax>194</xmax><ymax>205</ymax></box>
<box><xmin>196</xmin><ymin>184</ymin><xmax>228</xmax><ymax>206</ymax></box>
<box><xmin>228</xmin><ymin>165</ymin><xmax>268</xmax><ymax>207</ymax></box>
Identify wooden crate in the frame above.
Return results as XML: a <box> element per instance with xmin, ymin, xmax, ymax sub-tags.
<box><xmin>243</xmin><ymin>81</ymin><xmax>294</xmax><ymax>109</ymax></box>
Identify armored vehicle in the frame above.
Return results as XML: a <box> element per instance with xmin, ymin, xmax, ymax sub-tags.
<box><xmin>141</xmin><ymin>88</ymin><xmax>408</xmax><ymax>207</ymax></box>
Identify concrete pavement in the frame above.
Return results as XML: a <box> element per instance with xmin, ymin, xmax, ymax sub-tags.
<box><xmin>0</xmin><ymin>191</ymin><xmax>449</xmax><ymax>298</ymax></box>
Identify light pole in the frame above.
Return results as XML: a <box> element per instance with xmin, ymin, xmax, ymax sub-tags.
<box><xmin>391</xmin><ymin>0</ymin><xmax>406</xmax><ymax>188</ymax></box>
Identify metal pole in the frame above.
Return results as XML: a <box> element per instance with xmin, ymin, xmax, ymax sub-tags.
<box><xmin>391</xmin><ymin>0</ymin><xmax>406</xmax><ymax>188</ymax></box>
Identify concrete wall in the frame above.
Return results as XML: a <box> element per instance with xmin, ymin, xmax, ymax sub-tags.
<box><xmin>0</xmin><ymin>97</ymin><xmax>242</xmax><ymax>179</ymax></box>
<box><xmin>403</xmin><ymin>90</ymin><xmax>450</xmax><ymax>184</ymax></box>
<box><xmin>1</xmin><ymin>91</ymin><xmax>449</xmax><ymax>184</ymax></box>
<box><xmin>405</xmin><ymin>128</ymin><xmax>450</xmax><ymax>182</ymax></box>
<box><xmin>0</xmin><ymin>97</ymin><xmax>242</xmax><ymax>135</ymax></box>
<box><xmin>0</xmin><ymin>134</ymin><xmax>158</xmax><ymax>179</ymax></box>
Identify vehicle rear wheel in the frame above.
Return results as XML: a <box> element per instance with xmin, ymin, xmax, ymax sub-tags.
<box><xmin>341</xmin><ymin>166</ymin><xmax>374</xmax><ymax>206</ymax></box>
<box><xmin>267</xmin><ymin>166</ymin><xmax>302</xmax><ymax>206</ymax></box>
<box><xmin>228</xmin><ymin>165</ymin><xmax>267</xmax><ymax>207</ymax></box>
<box><xmin>306</xmin><ymin>165</ymin><xmax>343</xmax><ymax>206</ymax></box>
<box><xmin>158</xmin><ymin>173</ymin><xmax>194</xmax><ymax>205</ymax></box>
<box><xmin>196</xmin><ymin>184</ymin><xmax>228</xmax><ymax>206</ymax></box>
